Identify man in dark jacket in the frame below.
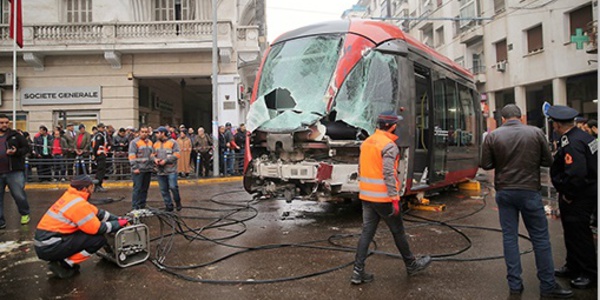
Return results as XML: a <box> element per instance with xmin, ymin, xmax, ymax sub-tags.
<box><xmin>549</xmin><ymin>105</ymin><xmax>598</xmax><ymax>289</ymax></box>
<box><xmin>481</xmin><ymin>104</ymin><xmax>572</xmax><ymax>298</ymax></box>
<box><xmin>0</xmin><ymin>114</ymin><xmax>31</xmax><ymax>228</ymax></box>
<box><xmin>91</xmin><ymin>123</ymin><xmax>108</xmax><ymax>192</ymax></box>
<box><xmin>112</xmin><ymin>128</ymin><xmax>129</xmax><ymax>180</ymax></box>
<box><xmin>33</xmin><ymin>125</ymin><xmax>54</xmax><ymax>181</ymax></box>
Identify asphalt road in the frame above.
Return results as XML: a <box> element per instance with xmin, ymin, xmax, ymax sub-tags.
<box><xmin>0</xmin><ymin>177</ymin><xmax>597</xmax><ymax>299</ymax></box>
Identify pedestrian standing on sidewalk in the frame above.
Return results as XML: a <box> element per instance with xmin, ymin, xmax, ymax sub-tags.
<box><xmin>351</xmin><ymin>110</ymin><xmax>431</xmax><ymax>285</ymax></box>
<box><xmin>177</xmin><ymin>130</ymin><xmax>191</xmax><ymax>178</ymax></box>
<box><xmin>153</xmin><ymin>127</ymin><xmax>182</xmax><ymax>212</ymax></box>
<box><xmin>91</xmin><ymin>123</ymin><xmax>108</xmax><ymax>192</ymax></box>
<box><xmin>194</xmin><ymin>127</ymin><xmax>212</xmax><ymax>177</ymax></box>
<box><xmin>0</xmin><ymin>114</ymin><xmax>31</xmax><ymax>228</ymax></box>
<box><xmin>64</xmin><ymin>123</ymin><xmax>76</xmax><ymax>178</ymax></box>
<box><xmin>548</xmin><ymin>105</ymin><xmax>598</xmax><ymax>290</ymax></box>
<box><xmin>128</xmin><ymin>125</ymin><xmax>153</xmax><ymax>210</ymax></box>
<box><xmin>33</xmin><ymin>125</ymin><xmax>54</xmax><ymax>182</ymax></box>
<box><xmin>51</xmin><ymin>129</ymin><xmax>68</xmax><ymax>182</ymax></box>
<box><xmin>481</xmin><ymin>104</ymin><xmax>572</xmax><ymax>298</ymax></box>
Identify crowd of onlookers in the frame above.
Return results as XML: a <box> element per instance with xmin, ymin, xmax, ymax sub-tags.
<box><xmin>16</xmin><ymin>122</ymin><xmax>247</xmax><ymax>182</ymax></box>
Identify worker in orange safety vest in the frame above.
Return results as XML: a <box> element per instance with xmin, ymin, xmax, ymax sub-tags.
<box><xmin>34</xmin><ymin>175</ymin><xmax>128</xmax><ymax>279</ymax></box>
<box><xmin>351</xmin><ymin>110</ymin><xmax>432</xmax><ymax>285</ymax></box>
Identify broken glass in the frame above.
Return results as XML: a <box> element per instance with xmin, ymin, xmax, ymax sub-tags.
<box><xmin>332</xmin><ymin>50</ymin><xmax>398</xmax><ymax>135</ymax></box>
<box><xmin>246</xmin><ymin>35</ymin><xmax>344</xmax><ymax>132</ymax></box>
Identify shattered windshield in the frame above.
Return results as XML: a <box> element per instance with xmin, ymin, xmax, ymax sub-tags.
<box><xmin>332</xmin><ymin>50</ymin><xmax>398</xmax><ymax>135</ymax></box>
<box><xmin>246</xmin><ymin>35</ymin><xmax>344</xmax><ymax>132</ymax></box>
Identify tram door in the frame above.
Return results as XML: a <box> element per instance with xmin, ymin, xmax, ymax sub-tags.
<box><xmin>430</xmin><ymin>74</ymin><xmax>451</xmax><ymax>183</ymax></box>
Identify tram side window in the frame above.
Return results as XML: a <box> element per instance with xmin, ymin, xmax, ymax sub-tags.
<box><xmin>457</xmin><ymin>83</ymin><xmax>476</xmax><ymax>147</ymax></box>
<box><xmin>432</xmin><ymin>78</ymin><xmax>460</xmax><ymax>145</ymax></box>
<box><xmin>334</xmin><ymin>51</ymin><xmax>398</xmax><ymax>135</ymax></box>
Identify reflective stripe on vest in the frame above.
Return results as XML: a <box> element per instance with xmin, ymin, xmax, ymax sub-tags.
<box><xmin>358</xmin><ymin>130</ymin><xmax>400</xmax><ymax>203</ymax></box>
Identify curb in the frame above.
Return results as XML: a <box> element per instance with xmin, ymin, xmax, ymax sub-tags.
<box><xmin>24</xmin><ymin>176</ymin><xmax>243</xmax><ymax>190</ymax></box>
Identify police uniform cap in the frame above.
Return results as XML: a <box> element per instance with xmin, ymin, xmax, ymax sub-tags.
<box><xmin>547</xmin><ymin>105</ymin><xmax>579</xmax><ymax>122</ymax></box>
<box><xmin>157</xmin><ymin>126</ymin><xmax>169</xmax><ymax>134</ymax></box>
<box><xmin>377</xmin><ymin>110</ymin><xmax>403</xmax><ymax>124</ymax></box>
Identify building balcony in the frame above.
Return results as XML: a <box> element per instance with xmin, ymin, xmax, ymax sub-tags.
<box><xmin>0</xmin><ymin>21</ymin><xmax>261</xmax><ymax>68</ymax></box>
<box><xmin>459</xmin><ymin>24</ymin><xmax>483</xmax><ymax>45</ymax></box>
<box><xmin>470</xmin><ymin>65</ymin><xmax>486</xmax><ymax>83</ymax></box>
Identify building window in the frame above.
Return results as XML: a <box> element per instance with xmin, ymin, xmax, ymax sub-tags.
<box><xmin>435</xmin><ymin>26</ymin><xmax>445</xmax><ymax>47</ymax></box>
<box><xmin>493</xmin><ymin>0</ymin><xmax>505</xmax><ymax>14</ymax></box>
<box><xmin>569</xmin><ymin>4</ymin><xmax>593</xmax><ymax>36</ymax></box>
<box><xmin>495</xmin><ymin>39</ymin><xmax>507</xmax><ymax>62</ymax></box>
<box><xmin>1</xmin><ymin>1</ymin><xmax>9</xmax><ymax>24</ymax></box>
<box><xmin>154</xmin><ymin>0</ymin><xmax>196</xmax><ymax>21</ymax></box>
<box><xmin>66</xmin><ymin>0</ymin><xmax>92</xmax><ymax>23</ymax></box>
<box><xmin>527</xmin><ymin>25</ymin><xmax>543</xmax><ymax>53</ymax></box>
<box><xmin>421</xmin><ymin>25</ymin><xmax>434</xmax><ymax>47</ymax></box>
<box><xmin>455</xmin><ymin>56</ymin><xmax>464</xmax><ymax>67</ymax></box>
<box><xmin>472</xmin><ymin>53</ymin><xmax>483</xmax><ymax>74</ymax></box>
<box><xmin>459</xmin><ymin>0</ymin><xmax>477</xmax><ymax>29</ymax></box>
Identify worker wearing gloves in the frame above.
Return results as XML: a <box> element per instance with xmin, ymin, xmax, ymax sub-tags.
<box><xmin>34</xmin><ymin>175</ymin><xmax>128</xmax><ymax>279</ymax></box>
<box><xmin>352</xmin><ymin>110</ymin><xmax>431</xmax><ymax>285</ymax></box>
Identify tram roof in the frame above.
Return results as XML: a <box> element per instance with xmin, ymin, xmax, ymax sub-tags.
<box><xmin>273</xmin><ymin>19</ymin><xmax>473</xmax><ymax>79</ymax></box>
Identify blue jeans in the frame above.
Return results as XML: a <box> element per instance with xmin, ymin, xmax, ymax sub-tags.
<box><xmin>225</xmin><ymin>149</ymin><xmax>234</xmax><ymax>175</ymax></box>
<box><xmin>0</xmin><ymin>171</ymin><xmax>29</xmax><ymax>225</ymax></box>
<box><xmin>132</xmin><ymin>171</ymin><xmax>152</xmax><ymax>210</ymax></box>
<box><xmin>496</xmin><ymin>189</ymin><xmax>555</xmax><ymax>293</ymax></box>
<box><xmin>157</xmin><ymin>173</ymin><xmax>181</xmax><ymax>209</ymax></box>
<box><xmin>354</xmin><ymin>201</ymin><xmax>415</xmax><ymax>271</ymax></box>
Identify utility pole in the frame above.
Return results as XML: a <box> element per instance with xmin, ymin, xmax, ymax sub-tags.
<box><xmin>211</xmin><ymin>0</ymin><xmax>219</xmax><ymax>177</ymax></box>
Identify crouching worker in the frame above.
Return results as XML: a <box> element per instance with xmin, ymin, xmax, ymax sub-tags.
<box><xmin>34</xmin><ymin>175</ymin><xmax>128</xmax><ymax>279</ymax></box>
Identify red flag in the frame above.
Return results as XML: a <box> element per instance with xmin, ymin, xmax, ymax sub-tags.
<box><xmin>9</xmin><ymin>0</ymin><xmax>23</xmax><ymax>48</ymax></box>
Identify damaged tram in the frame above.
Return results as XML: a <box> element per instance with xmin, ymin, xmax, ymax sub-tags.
<box><xmin>243</xmin><ymin>20</ymin><xmax>482</xmax><ymax>202</ymax></box>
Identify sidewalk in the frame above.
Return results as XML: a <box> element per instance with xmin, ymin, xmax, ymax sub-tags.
<box><xmin>24</xmin><ymin>176</ymin><xmax>243</xmax><ymax>190</ymax></box>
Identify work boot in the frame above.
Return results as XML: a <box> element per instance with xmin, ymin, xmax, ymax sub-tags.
<box><xmin>350</xmin><ymin>268</ymin><xmax>374</xmax><ymax>285</ymax></box>
<box><xmin>48</xmin><ymin>261</ymin><xmax>78</xmax><ymax>279</ymax></box>
<box><xmin>406</xmin><ymin>256</ymin><xmax>432</xmax><ymax>276</ymax></box>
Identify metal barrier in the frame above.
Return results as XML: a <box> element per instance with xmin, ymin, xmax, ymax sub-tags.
<box><xmin>25</xmin><ymin>151</ymin><xmax>246</xmax><ymax>182</ymax></box>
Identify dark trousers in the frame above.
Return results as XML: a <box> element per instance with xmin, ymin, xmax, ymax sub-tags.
<box><xmin>52</xmin><ymin>155</ymin><xmax>66</xmax><ymax>180</ymax></box>
<box><xmin>75</xmin><ymin>155</ymin><xmax>89</xmax><ymax>175</ymax></box>
<box><xmin>35</xmin><ymin>231</ymin><xmax>106</xmax><ymax>262</ymax></box>
<box><xmin>199</xmin><ymin>151</ymin><xmax>211</xmax><ymax>177</ymax></box>
<box><xmin>65</xmin><ymin>153</ymin><xmax>75</xmax><ymax>177</ymax></box>
<box><xmin>354</xmin><ymin>201</ymin><xmax>415</xmax><ymax>271</ymax></box>
<box><xmin>496</xmin><ymin>189</ymin><xmax>555</xmax><ymax>292</ymax></box>
<box><xmin>95</xmin><ymin>154</ymin><xmax>106</xmax><ymax>186</ymax></box>
<box><xmin>559</xmin><ymin>194</ymin><xmax>597</xmax><ymax>279</ymax></box>
<box><xmin>38</xmin><ymin>154</ymin><xmax>52</xmax><ymax>181</ymax></box>
<box><xmin>132</xmin><ymin>171</ymin><xmax>152</xmax><ymax>210</ymax></box>
<box><xmin>219</xmin><ymin>149</ymin><xmax>225</xmax><ymax>176</ymax></box>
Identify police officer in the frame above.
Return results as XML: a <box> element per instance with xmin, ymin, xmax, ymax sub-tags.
<box><xmin>548</xmin><ymin>105</ymin><xmax>597</xmax><ymax>289</ymax></box>
<box><xmin>351</xmin><ymin>111</ymin><xmax>431</xmax><ymax>285</ymax></box>
<box><xmin>92</xmin><ymin>123</ymin><xmax>108</xmax><ymax>192</ymax></box>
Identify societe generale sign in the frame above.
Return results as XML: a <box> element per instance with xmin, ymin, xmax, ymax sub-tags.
<box><xmin>21</xmin><ymin>86</ymin><xmax>101</xmax><ymax>105</ymax></box>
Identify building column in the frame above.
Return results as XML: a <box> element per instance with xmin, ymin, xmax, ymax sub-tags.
<box><xmin>552</xmin><ymin>77</ymin><xmax>567</xmax><ymax>105</ymax></box>
<box><xmin>515</xmin><ymin>85</ymin><xmax>527</xmax><ymax>122</ymax></box>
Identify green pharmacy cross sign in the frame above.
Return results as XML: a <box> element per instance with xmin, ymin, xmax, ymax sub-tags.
<box><xmin>571</xmin><ymin>28</ymin><xmax>589</xmax><ymax>50</ymax></box>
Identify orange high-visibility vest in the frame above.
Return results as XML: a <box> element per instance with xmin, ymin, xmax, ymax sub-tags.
<box><xmin>358</xmin><ymin>129</ymin><xmax>400</xmax><ymax>203</ymax></box>
<box><xmin>36</xmin><ymin>187</ymin><xmax>102</xmax><ymax>235</ymax></box>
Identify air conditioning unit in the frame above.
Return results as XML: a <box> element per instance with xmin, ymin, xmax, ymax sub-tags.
<box><xmin>0</xmin><ymin>73</ymin><xmax>14</xmax><ymax>86</ymax></box>
<box><xmin>496</xmin><ymin>61</ymin><xmax>506</xmax><ymax>72</ymax></box>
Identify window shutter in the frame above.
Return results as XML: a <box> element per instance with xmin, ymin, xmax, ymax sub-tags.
<box><xmin>527</xmin><ymin>25</ymin><xmax>543</xmax><ymax>53</ymax></box>
<box><xmin>495</xmin><ymin>39</ymin><xmax>507</xmax><ymax>62</ymax></box>
<box><xmin>569</xmin><ymin>5</ymin><xmax>593</xmax><ymax>36</ymax></box>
